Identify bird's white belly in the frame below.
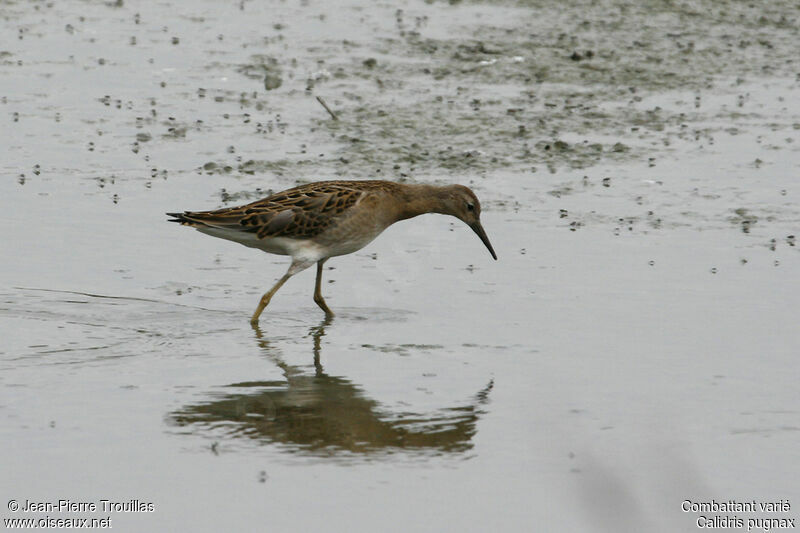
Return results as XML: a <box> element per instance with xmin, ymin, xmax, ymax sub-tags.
<box><xmin>195</xmin><ymin>225</ymin><xmax>379</xmax><ymax>263</ymax></box>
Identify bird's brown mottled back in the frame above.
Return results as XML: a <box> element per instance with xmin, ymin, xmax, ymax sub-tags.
<box><xmin>172</xmin><ymin>180</ymin><xmax>405</xmax><ymax>239</ymax></box>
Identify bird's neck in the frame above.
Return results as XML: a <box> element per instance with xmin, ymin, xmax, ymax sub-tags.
<box><xmin>393</xmin><ymin>184</ymin><xmax>451</xmax><ymax>222</ymax></box>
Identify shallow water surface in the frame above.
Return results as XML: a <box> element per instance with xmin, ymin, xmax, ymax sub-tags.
<box><xmin>2</xmin><ymin>0</ymin><xmax>799</xmax><ymax>531</ymax></box>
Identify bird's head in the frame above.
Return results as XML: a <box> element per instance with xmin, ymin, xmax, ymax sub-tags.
<box><xmin>439</xmin><ymin>185</ymin><xmax>497</xmax><ymax>260</ymax></box>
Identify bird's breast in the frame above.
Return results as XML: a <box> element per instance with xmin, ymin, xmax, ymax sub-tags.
<box><xmin>315</xmin><ymin>209</ymin><xmax>389</xmax><ymax>257</ymax></box>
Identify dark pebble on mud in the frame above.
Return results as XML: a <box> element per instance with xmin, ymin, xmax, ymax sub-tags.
<box><xmin>264</xmin><ymin>74</ymin><xmax>282</xmax><ymax>90</ymax></box>
<box><xmin>570</xmin><ymin>51</ymin><xmax>593</xmax><ymax>61</ymax></box>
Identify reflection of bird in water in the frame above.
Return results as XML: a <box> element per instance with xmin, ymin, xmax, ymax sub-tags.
<box><xmin>167</xmin><ymin>180</ymin><xmax>496</xmax><ymax>323</ymax></box>
<box><xmin>167</xmin><ymin>319</ymin><xmax>493</xmax><ymax>457</ymax></box>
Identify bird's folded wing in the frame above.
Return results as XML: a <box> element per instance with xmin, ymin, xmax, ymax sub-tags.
<box><xmin>168</xmin><ymin>185</ymin><xmax>364</xmax><ymax>239</ymax></box>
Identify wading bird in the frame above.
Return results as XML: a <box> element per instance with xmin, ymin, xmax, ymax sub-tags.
<box><xmin>168</xmin><ymin>180</ymin><xmax>496</xmax><ymax>323</ymax></box>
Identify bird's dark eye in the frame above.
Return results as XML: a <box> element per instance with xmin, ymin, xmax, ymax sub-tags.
<box><xmin>466</xmin><ymin>202</ymin><xmax>475</xmax><ymax>212</ymax></box>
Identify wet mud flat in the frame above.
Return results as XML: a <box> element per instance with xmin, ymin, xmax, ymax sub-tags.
<box><xmin>2</xmin><ymin>0</ymin><xmax>799</xmax><ymax>531</ymax></box>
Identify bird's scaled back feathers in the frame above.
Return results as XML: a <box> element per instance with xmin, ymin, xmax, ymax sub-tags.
<box><xmin>167</xmin><ymin>180</ymin><xmax>406</xmax><ymax>240</ymax></box>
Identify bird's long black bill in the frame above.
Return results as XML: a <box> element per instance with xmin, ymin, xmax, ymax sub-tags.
<box><xmin>470</xmin><ymin>221</ymin><xmax>497</xmax><ymax>260</ymax></box>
